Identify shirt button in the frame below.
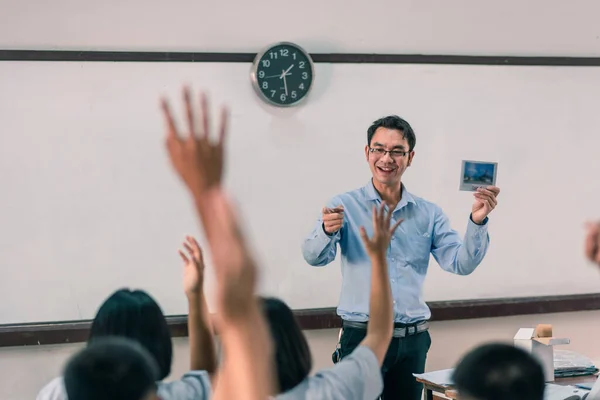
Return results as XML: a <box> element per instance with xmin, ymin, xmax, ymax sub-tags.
<box><xmin>390</xmin><ymin>258</ymin><xmax>395</xmax><ymax>262</ymax></box>
<box><xmin>391</xmin><ymin>279</ymin><xmax>396</xmax><ymax>283</ymax></box>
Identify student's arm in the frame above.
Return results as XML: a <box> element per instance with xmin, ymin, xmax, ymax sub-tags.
<box><xmin>198</xmin><ymin>189</ymin><xmax>275</xmax><ymax>400</ymax></box>
<box><xmin>279</xmin><ymin>205</ymin><xmax>400</xmax><ymax>400</ymax></box>
<box><xmin>178</xmin><ymin>236</ymin><xmax>217</xmax><ymax>377</ymax></box>
<box><xmin>301</xmin><ymin>202</ymin><xmax>344</xmax><ymax>266</ymax></box>
<box><xmin>161</xmin><ymin>88</ymin><xmax>275</xmax><ymax>400</ymax></box>
<box><xmin>356</xmin><ymin>204</ymin><xmax>401</xmax><ymax>364</ymax></box>
<box><xmin>216</xmin><ymin>303</ymin><xmax>274</xmax><ymax>400</ymax></box>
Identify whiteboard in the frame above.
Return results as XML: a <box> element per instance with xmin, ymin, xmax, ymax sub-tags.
<box><xmin>1</xmin><ymin>61</ymin><xmax>599</xmax><ymax>324</ymax></box>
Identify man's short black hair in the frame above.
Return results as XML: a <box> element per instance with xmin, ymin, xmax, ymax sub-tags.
<box><xmin>64</xmin><ymin>337</ymin><xmax>159</xmax><ymax>400</ymax></box>
<box><xmin>367</xmin><ymin>115</ymin><xmax>416</xmax><ymax>151</ymax></box>
<box><xmin>452</xmin><ymin>343</ymin><xmax>545</xmax><ymax>400</ymax></box>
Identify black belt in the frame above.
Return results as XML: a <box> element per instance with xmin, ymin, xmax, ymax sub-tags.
<box><xmin>342</xmin><ymin>320</ymin><xmax>429</xmax><ymax>338</ymax></box>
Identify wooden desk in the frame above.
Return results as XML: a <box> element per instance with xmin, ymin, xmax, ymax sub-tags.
<box><xmin>418</xmin><ymin>374</ymin><xmax>597</xmax><ymax>400</ymax></box>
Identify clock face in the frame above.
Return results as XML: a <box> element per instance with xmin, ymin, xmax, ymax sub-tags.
<box><xmin>251</xmin><ymin>42</ymin><xmax>314</xmax><ymax>107</ymax></box>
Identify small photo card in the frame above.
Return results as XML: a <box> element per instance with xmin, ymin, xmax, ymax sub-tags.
<box><xmin>459</xmin><ymin>160</ymin><xmax>498</xmax><ymax>191</ymax></box>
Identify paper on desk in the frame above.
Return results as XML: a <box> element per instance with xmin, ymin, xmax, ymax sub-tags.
<box><xmin>544</xmin><ymin>383</ymin><xmax>589</xmax><ymax>400</ymax></box>
<box><xmin>412</xmin><ymin>369</ymin><xmax>454</xmax><ymax>387</ymax></box>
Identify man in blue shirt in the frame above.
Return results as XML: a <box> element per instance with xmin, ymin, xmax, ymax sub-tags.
<box><xmin>301</xmin><ymin>115</ymin><xmax>500</xmax><ymax>400</ymax></box>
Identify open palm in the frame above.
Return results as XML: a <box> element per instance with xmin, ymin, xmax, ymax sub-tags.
<box><xmin>178</xmin><ymin>235</ymin><xmax>205</xmax><ymax>296</ymax></box>
<box><xmin>360</xmin><ymin>203</ymin><xmax>403</xmax><ymax>256</ymax></box>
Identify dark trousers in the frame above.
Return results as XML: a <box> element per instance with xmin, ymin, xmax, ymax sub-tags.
<box><xmin>334</xmin><ymin>324</ymin><xmax>431</xmax><ymax>400</ymax></box>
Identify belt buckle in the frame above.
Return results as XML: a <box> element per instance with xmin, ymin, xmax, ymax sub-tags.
<box><xmin>408</xmin><ymin>326</ymin><xmax>416</xmax><ymax>335</ymax></box>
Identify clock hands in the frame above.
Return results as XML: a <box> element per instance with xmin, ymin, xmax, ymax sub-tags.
<box><xmin>260</xmin><ymin>64</ymin><xmax>296</xmax><ymax>98</ymax></box>
<box><xmin>280</xmin><ymin>64</ymin><xmax>294</xmax><ymax>77</ymax></box>
<box><xmin>282</xmin><ymin>73</ymin><xmax>288</xmax><ymax>96</ymax></box>
<box><xmin>279</xmin><ymin>64</ymin><xmax>294</xmax><ymax>96</ymax></box>
<box><xmin>264</xmin><ymin>65</ymin><xmax>294</xmax><ymax>80</ymax></box>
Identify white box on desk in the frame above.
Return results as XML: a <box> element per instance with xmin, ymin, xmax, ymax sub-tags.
<box><xmin>513</xmin><ymin>324</ymin><xmax>570</xmax><ymax>382</ymax></box>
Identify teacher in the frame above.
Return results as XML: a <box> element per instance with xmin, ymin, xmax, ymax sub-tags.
<box><xmin>301</xmin><ymin>115</ymin><xmax>500</xmax><ymax>400</ymax></box>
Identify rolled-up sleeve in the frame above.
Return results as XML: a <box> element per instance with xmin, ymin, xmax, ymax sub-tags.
<box><xmin>301</xmin><ymin>198</ymin><xmax>343</xmax><ymax>267</ymax></box>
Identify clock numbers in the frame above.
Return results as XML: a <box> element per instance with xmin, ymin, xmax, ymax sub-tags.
<box><xmin>271</xmin><ymin>49</ymin><xmax>291</xmax><ymax>59</ymax></box>
<box><xmin>253</xmin><ymin>42</ymin><xmax>313</xmax><ymax>106</ymax></box>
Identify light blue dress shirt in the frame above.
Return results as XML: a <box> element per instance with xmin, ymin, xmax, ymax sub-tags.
<box><xmin>301</xmin><ymin>180</ymin><xmax>490</xmax><ymax>323</ymax></box>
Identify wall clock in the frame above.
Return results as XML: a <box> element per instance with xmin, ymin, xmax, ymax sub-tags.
<box><xmin>250</xmin><ymin>42</ymin><xmax>315</xmax><ymax>107</ymax></box>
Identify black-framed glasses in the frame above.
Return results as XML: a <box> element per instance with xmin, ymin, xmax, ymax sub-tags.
<box><xmin>368</xmin><ymin>147</ymin><xmax>409</xmax><ymax>158</ymax></box>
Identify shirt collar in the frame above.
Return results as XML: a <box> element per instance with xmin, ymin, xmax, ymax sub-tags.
<box><xmin>365</xmin><ymin>179</ymin><xmax>416</xmax><ymax>208</ymax></box>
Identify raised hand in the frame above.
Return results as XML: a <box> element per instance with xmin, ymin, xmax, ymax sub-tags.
<box><xmin>472</xmin><ymin>186</ymin><xmax>501</xmax><ymax>224</ymax></box>
<box><xmin>322</xmin><ymin>206</ymin><xmax>344</xmax><ymax>235</ymax></box>
<box><xmin>178</xmin><ymin>236</ymin><xmax>205</xmax><ymax>297</ymax></box>
<box><xmin>161</xmin><ymin>87</ymin><xmax>228</xmax><ymax>199</ymax></box>
<box><xmin>161</xmin><ymin>89</ymin><xmax>273</xmax><ymax>400</ymax></box>
<box><xmin>360</xmin><ymin>203</ymin><xmax>403</xmax><ymax>257</ymax></box>
<box><xmin>584</xmin><ymin>221</ymin><xmax>600</xmax><ymax>266</ymax></box>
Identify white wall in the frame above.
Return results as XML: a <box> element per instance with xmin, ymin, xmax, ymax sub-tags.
<box><xmin>3</xmin><ymin>311</ymin><xmax>600</xmax><ymax>399</ymax></box>
<box><xmin>2</xmin><ymin>0</ymin><xmax>600</xmax><ymax>56</ymax></box>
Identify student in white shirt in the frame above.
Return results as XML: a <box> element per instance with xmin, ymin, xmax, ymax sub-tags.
<box><xmin>63</xmin><ymin>337</ymin><xmax>161</xmax><ymax>400</ymax></box>
<box><xmin>265</xmin><ymin>203</ymin><xmax>400</xmax><ymax>400</ymax></box>
<box><xmin>36</xmin><ymin>236</ymin><xmax>216</xmax><ymax>400</ymax></box>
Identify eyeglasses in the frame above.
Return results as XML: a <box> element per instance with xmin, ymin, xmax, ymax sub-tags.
<box><xmin>368</xmin><ymin>147</ymin><xmax>410</xmax><ymax>158</ymax></box>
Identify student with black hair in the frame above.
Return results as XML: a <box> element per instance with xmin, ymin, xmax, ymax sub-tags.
<box><xmin>452</xmin><ymin>343</ymin><xmax>545</xmax><ymax>400</ymax></box>
<box><xmin>63</xmin><ymin>337</ymin><xmax>160</xmax><ymax>400</ymax></box>
<box><xmin>238</xmin><ymin>204</ymin><xmax>397</xmax><ymax>400</ymax></box>
<box><xmin>263</xmin><ymin>200</ymin><xmax>402</xmax><ymax>400</ymax></box>
<box><xmin>260</xmin><ymin>297</ymin><xmax>313</xmax><ymax>392</ymax></box>
<box><xmin>257</xmin><ymin>203</ymin><xmax>399</xmax><ymax>400</ymax></box>
<box><xmin>37</xmin><ymin>236</ymin><xmax>216</xmax><ymax>400</ymax></box>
